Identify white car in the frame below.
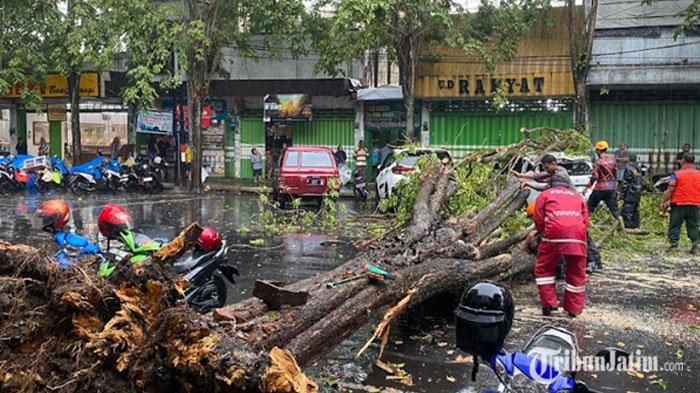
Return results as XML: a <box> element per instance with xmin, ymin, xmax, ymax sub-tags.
<box><xmin>511</xmin><ymin>153</ymin><xmax>593</xmax><ymax>204</ymax></box>
<box><xmin>375</xmin><ymin>148</ymin><xmax>451</xmax><ymax>200</ymax></box>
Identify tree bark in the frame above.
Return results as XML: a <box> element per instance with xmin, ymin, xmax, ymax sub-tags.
<box><xmin>187</xmin><ymin>80</ymin><xmax>203</xmax><ymax>193</ymax></box>
<box><xmin>68</xmin><ymin>70</ymin><xmax>81</xmax><ymax>164</ymax></box>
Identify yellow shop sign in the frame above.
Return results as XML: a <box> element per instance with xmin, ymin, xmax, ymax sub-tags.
<box><xmin>3</xmin><ymin>72</ymin><xmax>99</xmax><ymax>98</ymax></box>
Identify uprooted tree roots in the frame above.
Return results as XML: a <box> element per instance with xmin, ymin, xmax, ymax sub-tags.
<box><xmin>0</xmin><ymin>230</ymin><xmax>275</xmax><ymax>392</ymax></box>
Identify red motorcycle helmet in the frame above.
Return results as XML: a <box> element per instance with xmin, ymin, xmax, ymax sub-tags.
<box><xmin>197</xmin><ymin>227</ymin><xmax>222</xmax><ymax>252</ymax></box>
<box><xmin>39</xmin><ymin>199</ymin><xmax>70</xmax><ymax>231</ymax></box>
<box><xmin>98</xmin><ymin>204</ymin><xmax>132</xmax><ymax>239</ymax></box>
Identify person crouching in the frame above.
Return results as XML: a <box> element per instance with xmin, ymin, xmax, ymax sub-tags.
<box><xmin>532</xmin><ymin>181</ymin><xmax>589</xmax><ymax>317</ymax></box>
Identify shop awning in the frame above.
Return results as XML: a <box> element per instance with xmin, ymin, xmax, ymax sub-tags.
<box><xmin>356</xmin><ymin>85</ymin><xmax>403</xmax><ymax>101</ymax></box>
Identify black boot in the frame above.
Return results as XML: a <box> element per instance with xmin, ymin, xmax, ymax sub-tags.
<box><xmin>542</xmin><ymin>307</ymin><xmax>557</xmax><ymax>316</ymax></box>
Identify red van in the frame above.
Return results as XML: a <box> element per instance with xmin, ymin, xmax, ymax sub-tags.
<box><xmin>273</xmin><ymin>146</ymin><xmax>340</xmax><ymax>206</ymax></box>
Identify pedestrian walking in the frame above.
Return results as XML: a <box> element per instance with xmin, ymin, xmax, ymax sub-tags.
<box><xmin>251</xmin><ymin>148</ymin><xmax>263</xmax><ymax>184</ymax></box>
<box><xmin>110</xmin><ymin>137</ymin><xmax>121</xmax><ymax>159</ymax></box>
<box><xmin>621</xmin><ymin>153</ymin><xmax>643</xmax><ymax>229</ymax></box>
<box><xmin>354</xmin><ymin>140</ymin><xmax>368</xmax><ymax>175</ymax></box>
<box><xmin>614</xmin><ymin>143</ymin><xmax>630</xmax><ymax>182</ymax></box>
<box><xmin>38</xmin><ymin>137</ymin><xmax>49</xmax><ymax>156</ymax></box>
<box><xmin>532</xmin><ymin>182</ymin><xmax>589</xmax><ymax>317</ymax></box>
<box><xmin>676</xmin><ymin>143</ymin><xmax>692</xmax><ymax>169</ymax></box>
<box><xmin>334</xmin><ymin>145</ymin><xmax>347</xmax><ymax>165</ymax></box>
<box><xmin>661</xmin><ymin>153</ymin><xmax>700</xmax><ymax>254</ymax></box>
<box><xmin>585</xmin><ymin>140</ymin><xmax>625</xmax><ymax>229</ymax></box>
<box><xmin>180</xmin><ymin>143</ymin><xmax>192</xmax><ymax>185</ymax></box>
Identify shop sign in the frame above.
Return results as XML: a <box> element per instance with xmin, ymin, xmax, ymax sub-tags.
<box><xmin>47</xmin><ymin>104</ymin><xmax>67</xmax><ymax>122</ymax></box>
<box><xmin>3</xmin><ymin>73</ymin><xmax>99</xmax><ymax>98</ymax></box>
<box><xmin>364</xmin><ymin>101</ymin><xmax>419</xmax><ymax>131</ymax></box>
<box><xmin>263</xmin><ymin>94</ymin><xmax>313</xmax><ymax>122</ymax></box>
<box><xmin>416</xmin><ymin>74</ymin><xmax>572</xmax><ymax>98</ymax></box>
<box><xmin>136</xmin><ymin>110</ymin><xmax>173</xmax><ymax>135</ymax></box>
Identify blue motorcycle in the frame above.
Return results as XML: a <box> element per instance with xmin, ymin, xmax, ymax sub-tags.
<box><xmin>68</xmin><ymin>156</ymin><xmax>122</xmax><ymax>195</ymax></box>
<box><xmin>0</xmin><ymin>154</ymin><xmax>39</xmax><ymax>194</ymax></box>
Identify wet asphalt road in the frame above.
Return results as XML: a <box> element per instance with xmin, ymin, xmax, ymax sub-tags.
<box><xmin>0</xmin><ymin>191</ymin><xmax>356</xmax><ymax>305</ymax></box>
<box><xmin>0</xmin><ymin>191</ymin><xmax>696</xmax><ymax>392</ymax></box>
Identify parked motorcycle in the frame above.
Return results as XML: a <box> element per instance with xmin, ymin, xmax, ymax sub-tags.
<box><xmin>174</xmin><ymin>238</ymin><xmax>238</xmax><ymax>313</ymax></box>
<box><xmin>97</xmin><ymin>205</ymin><xmax>237</xmax><ymax>313</ymax></box>
<box><xmin>455</xmin><ymin>281</ymin><xmax>628</xmax><ymax>393</ymax></box>
<box><xmin>68</xmin><ymin>156</ymin><xmax>122</xmax><ymax>195</ymax></box>
<box><xmin>0</xmin><ymin>155</ymin><xmax>41</xmax><ymax>193</ymax></box>
<box><xmin>120</xmin><ymin>155</ymin><xmax>163</xmax><ymax>193</ymax></box>
<box><xmin>353</xmin><ymin>168</ymin><xmax>368</xmax><ymax>201</ymax></box>
<box><xmin>36</xmin><ymin>156</ymin><xmax>70</xmax><ymax>194</ymax></box>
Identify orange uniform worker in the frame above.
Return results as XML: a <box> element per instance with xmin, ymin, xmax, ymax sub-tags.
<box><xmin>532</xmin><ymin>182</ymin><xmax>589</xmax><ymax>317</ymax></box>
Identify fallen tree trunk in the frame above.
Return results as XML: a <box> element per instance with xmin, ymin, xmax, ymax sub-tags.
<box><xmin>1</xmin><ymin>126</ymin><xmax>588</xmax><ymax>392</ymax></box>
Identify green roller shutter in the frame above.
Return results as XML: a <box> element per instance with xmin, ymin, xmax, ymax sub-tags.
<box><xmin>430</xmin><ymin>112</ymin><xmax>572</xmax><ymax>159</ymax></box>
<box><xmin>590</xmin><ymin>102</ymin><xmax>700</xmax><ymax>152</ymax></box>
<box><xmin>294</xmin><ymin>119</ymin><xmax>354</xmax><ymax>150</ymax></box>
<box><xmin>240</xmin><ymin>118</ymin><xmax>265</xmax><ymax>179</ymax></box>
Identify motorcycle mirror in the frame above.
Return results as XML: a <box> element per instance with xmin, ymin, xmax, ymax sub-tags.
<box><xmin>595</xmin><ymin>347</ymin><xmax>631</xmax><ymax>369</ymax></box>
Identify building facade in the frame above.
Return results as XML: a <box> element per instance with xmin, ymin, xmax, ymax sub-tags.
<box><xmin>588</xmin><ymin>0</ymin><xmax>700</xmax><ymax>172</ymax></box>
<box><xmin>414</xmin><ymin>7</ymin><xmax>576</xmax><ymax>160</ymax></box>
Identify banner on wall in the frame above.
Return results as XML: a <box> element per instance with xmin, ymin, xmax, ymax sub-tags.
<box><xmin>136</xmin><ymin>111</ymin><xmax>173</xmax><ymax>135</ymax></box>
<box><xmin>263</xmin><ymin>94</ymin><xmax>312</xmax><ymax>122</ymax></box>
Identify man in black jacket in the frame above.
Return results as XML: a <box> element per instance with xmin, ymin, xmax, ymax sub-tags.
<box><xmin>621</xmin><ymin>153</ymin><xmax>643</xmax><ymax>229</ymax></box>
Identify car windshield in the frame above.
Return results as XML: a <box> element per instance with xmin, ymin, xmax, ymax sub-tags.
<box><xmin>397</xmin><ymin>151</ymin><xmax>451</xmax><ymax>167</ymax></box>
<box><xmin>559</xmin><ymin>160</ymin><xmax>592</xmax><ymax>176</ymax></box>
<box><xmin>300</xmin><ymin>152</ymin><xmax>333</xmax><ymax>168</ymax></box>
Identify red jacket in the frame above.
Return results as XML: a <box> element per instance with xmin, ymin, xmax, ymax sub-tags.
<box><xmin>533</xmin><ymin>186</ymin><xmax>589</xmax><ymax>256</ymax></box>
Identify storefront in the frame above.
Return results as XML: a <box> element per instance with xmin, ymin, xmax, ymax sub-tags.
<box><xmin>1</xmin><ymin>72</ymin><xmax>131</xmax><ymax>161</ymax></box>
<box><xmin>416</xmin><ymin>7</ymin><xmax>575</xmax><ymax>159</ymax></box>
<box><xmin>212</xmin><ymin>78</ymin><xmax>358</xmax><ymax>179</ymax></box>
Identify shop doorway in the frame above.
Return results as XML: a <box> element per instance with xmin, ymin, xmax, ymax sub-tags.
<box><xmin>265</xmin><ymin>121</ymin><xmax>294</xmax><ymax>173</ymax></box>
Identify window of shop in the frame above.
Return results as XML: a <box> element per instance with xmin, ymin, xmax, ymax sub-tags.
<box><xmin>33</xmin><ymin>122</ymin><xmax>50</xmax><ymax>145</ymax></box>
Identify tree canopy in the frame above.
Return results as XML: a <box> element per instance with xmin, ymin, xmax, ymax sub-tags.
<box><xmin>310</xmin><ymin>0</ymin><xmax>550</xmax><ymax>138</ymax></box>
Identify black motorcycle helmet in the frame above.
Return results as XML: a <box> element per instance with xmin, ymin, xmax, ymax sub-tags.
<box><xmin>455</xmin><ymin>281</ymin><xmax>514</xmax><ymax>362</ymax></box>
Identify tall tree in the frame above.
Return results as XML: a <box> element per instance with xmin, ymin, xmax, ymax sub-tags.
<box><xmin>2</xmin><ymin>1</ymin><xmax>172</xmax><ymax>162</ymax></box>
<box><xmin>567</xmin><ymin>0</ymin><xmax>598</xmax><ymax>132</ymax></box>
<box><xmin>171</xmin><ymin>0</ymin><xmax>307</xmax><ymax>192</ymax></box>
<box><xmin>0</xmin><ymin>1</ymin><xmax>57</xmax><ymax>110</ymax></box>
<box><xmin>312</xmin><ymin>0</ymin><xmax>549</xmax><ymax>140</ymax></box>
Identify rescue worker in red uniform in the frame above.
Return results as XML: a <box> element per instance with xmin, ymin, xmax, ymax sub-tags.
<box><xmin>532</xmin><ymin>182</ymin><xmax>589</xmax><ymax>317</ymax></box>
